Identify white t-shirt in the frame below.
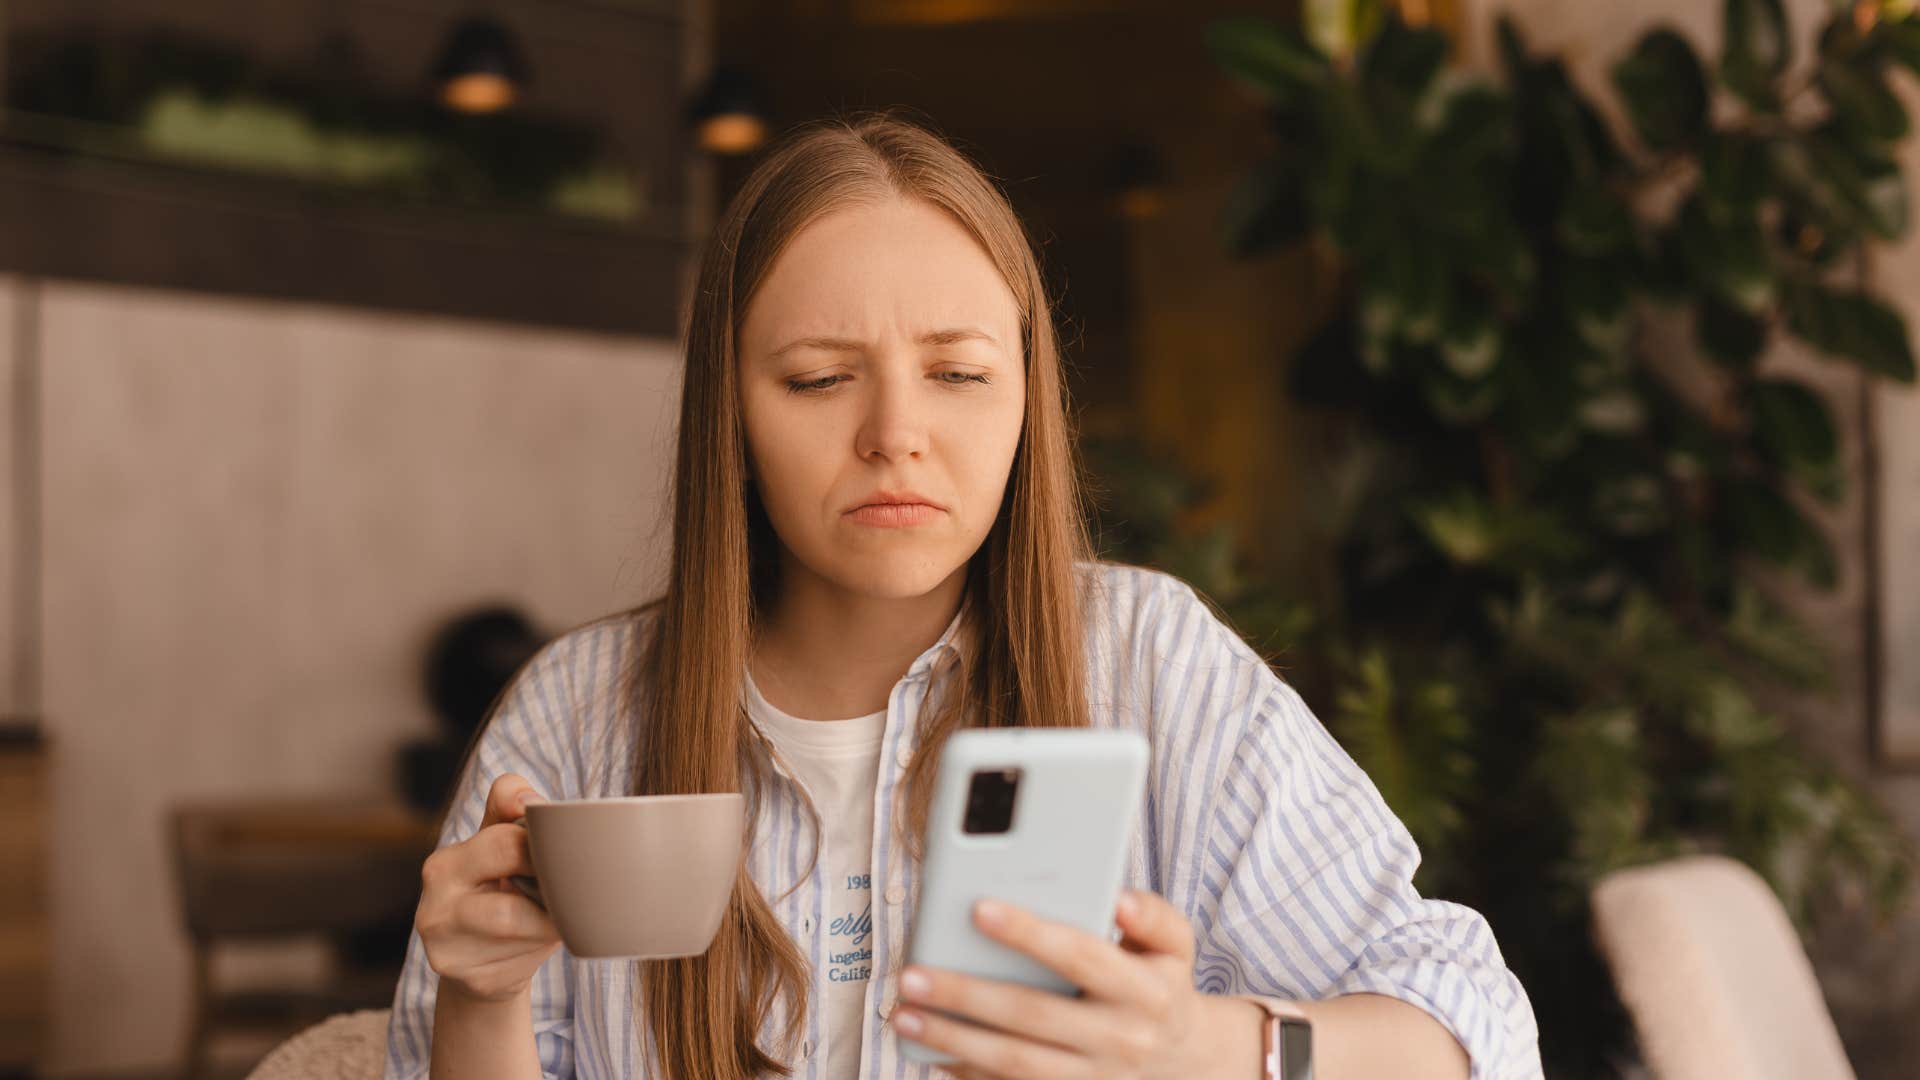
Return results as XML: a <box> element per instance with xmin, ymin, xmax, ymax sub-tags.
<box><xmin>745</xmin><ymin>672</ymin><xmax>886</xmax><ymax>1080</ymax></box>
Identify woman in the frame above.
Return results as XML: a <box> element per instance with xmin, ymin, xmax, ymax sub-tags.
<box><xmin>384</xmin><ymin>114</ymin><xmax>1542</xmax><ymax>1080</ymax></box>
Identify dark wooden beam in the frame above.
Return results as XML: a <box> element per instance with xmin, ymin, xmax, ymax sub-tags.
<box><xmin>0</xmin><ymin>145</ymin><xmax>691</xmax><ymax>337</ymax></box>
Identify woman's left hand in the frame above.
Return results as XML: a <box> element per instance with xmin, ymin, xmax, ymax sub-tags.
<box><xmin>890</xmin><ymin>888</ymin><xmax>1256</xmax><ymax>1080</ymax></box>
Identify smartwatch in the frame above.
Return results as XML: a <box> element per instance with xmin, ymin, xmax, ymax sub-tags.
<box><xmin>1240</xmin><ymin>995</ymin><xmax>1314</xmax><ymax>1080</ymax></box>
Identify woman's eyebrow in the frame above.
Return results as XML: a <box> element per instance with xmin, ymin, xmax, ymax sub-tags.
<box><xmin>767</xmin><ymin>326</ymin><xmax>1001</xmax><ymax>360</ymax></box>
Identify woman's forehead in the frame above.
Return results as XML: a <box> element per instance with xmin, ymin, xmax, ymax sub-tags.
<box><xmin>741</xmin><ymin>202</ymin><xmax>1020</xmax><ymax>349</ymax></box>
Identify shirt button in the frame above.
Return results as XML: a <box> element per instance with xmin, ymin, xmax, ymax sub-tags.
<box><xmin>895</xmin><ymin>744</ymin><xmax>913</xmax><ymax>768</ymax></box>
<box><xmin>877</xmin><ymin>984</ymin><xmax>897</xmax><ymax>1019</ymax></box>
<box><xmin>885</xmin><ymin>882</ymin><xmax>907</xmax><ymax>905</ymax></box>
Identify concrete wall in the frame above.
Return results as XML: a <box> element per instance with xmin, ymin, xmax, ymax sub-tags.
<box><xmin>1876</xmin><ymin>159</ymin><xmax>1920</xmax><ymax>767</ymax></box>
<box><xmin>7</xmin><ymin>277</ymin><xmax>680</xmax><ymax>1075</ymax></box>
<box><xmin>2</xmin><ymin>276</ymin><xmax>22</xmax><ymax>717</ymax></box>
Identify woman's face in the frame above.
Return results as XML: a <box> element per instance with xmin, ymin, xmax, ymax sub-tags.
<box><xmin>738</xmin><ymin>196</ymin><xmax>1026</xmax><ymax>601</ymax></box>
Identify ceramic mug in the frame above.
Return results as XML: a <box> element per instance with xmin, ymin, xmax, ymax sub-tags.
<box><xmin>508</xmin><ymin>793</ymin><xmax>743</xmax><ymax>959</ymax></box>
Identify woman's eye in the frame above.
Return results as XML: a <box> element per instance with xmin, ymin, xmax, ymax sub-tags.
<box><xmin>784</xmin><ymin>374</ymin><xmax>846</xmax><ymax>395</ymax></box>
<box><xmin>784</xmin><ymin>371</ymin><xmax>988</xmax><ymax>394</ymax></box>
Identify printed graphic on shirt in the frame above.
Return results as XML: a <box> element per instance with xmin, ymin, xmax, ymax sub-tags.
<box><xmin>827</xmin><ymin>873</ymin><xmax>873</xmax><ymax>984</ymax></box>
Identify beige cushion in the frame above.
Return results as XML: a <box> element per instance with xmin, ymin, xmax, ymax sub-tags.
<box><xmin>246</xmin><ymin>1008</ymin><xmax>392</xmax><ymax>1080</ymax></box>
<box><xmin>1591</xmin><ymin>855</ymin><xmax>1855</xmax><ymax>1080</ymax></box>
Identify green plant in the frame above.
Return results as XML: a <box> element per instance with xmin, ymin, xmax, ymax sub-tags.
<box><xmin>6</xmin><ymin>29</ymin><xmax>637</xmax><ymax>221</ymax></box>
<box><xmin>1163</xmin><ymin>0</ymin><xmax>1920</xmax><ymax>1073</ymax></box>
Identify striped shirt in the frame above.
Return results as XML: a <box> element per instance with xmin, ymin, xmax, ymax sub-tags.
<box><xmin>384</xmin><ymin>561</ymin><xmax>1543</xmax><ymax>1080</ymax></box>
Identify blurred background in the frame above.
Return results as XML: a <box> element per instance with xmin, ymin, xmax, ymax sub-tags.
<box><xmin>1</xmin><ymin>0</ymin><xmax>1918</xmax><ymax>1078</ymax></box>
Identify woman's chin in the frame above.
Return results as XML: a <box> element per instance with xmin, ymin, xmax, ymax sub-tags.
<box><xmin>825</xmin><ymin>554</ymin><xmax>967</xmax><ymax>601</ymax></box>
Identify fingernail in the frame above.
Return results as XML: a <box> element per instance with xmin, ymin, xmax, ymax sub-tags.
<box><xmin>893</xmin><ymin>1009</ymin><xmax>923</xmax><ymax>1036</ymax></box>
<box><xmin>518</xmin><ymin>793</ymin><xmax>546</xmax><ymax>811</ymax></box>
<box><xmin>1117</xmin><ymin>891</ymin><xmax>1140</xmax><ymax>919</ymax></box>
<box><xmin>974</xmin><ymin>898</ymin><xmax>1005</xmax><ymax>927</ymax></box>
<box><xmin>900</xmin><ymin>968</ymin><xmax>931</xmax><ymax>999</ymax></box>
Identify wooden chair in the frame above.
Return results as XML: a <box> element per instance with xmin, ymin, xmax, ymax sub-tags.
<box><xmin>170</xmin><ymin>799</ymin><xmax>438</xmax><ymax>1080</ymax></box>
<box><xmin>1591</xmin><ymin>854</ymin><xmax>1856</xmax><ymax>1080</ymax></box>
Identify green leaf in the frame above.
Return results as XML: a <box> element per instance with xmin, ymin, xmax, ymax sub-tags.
<box><xmin>1563</xmin><ymin>256</ymin><xmax>1632</xmax><ymax>351</ymax></box>
<box><xmin>1803</xmin><ymin>457</ymin><xmax>1846</xmax><ymax>505</ymax></box>
<box><xmin>1687</xmin><ymin>677</ymin><xmax>1786</xmax><ymax>750</ymax></box>
<box><xmin>1773</xmin><ymin>203</ymin><xmax>1858</xmax><ymax>269</ymax></box>
<box><xmin>1535</xmin><ymin>62</ymin><xmax>1624</xmax><ymax>181</ymax></box>
<box><xmin>1378</xmin><ymin>237</ymin><xmax>1448</xmax><ymax>342</ymax></box>
<box><xmin>1769</xmin><ymin>132</ymin><xmax>1906</xmax><ymax>243</ymax></box>
<box><xmin>1332</xmin><ymin>650</ymin><xmax>1475</xmax><ymax>876</ymax></box>
<box><xmin>1593</xmin><ymin>473</ymin><xmax>1668</xmax><ymax>535</ymax></box>
<box><xmin>1153</xmin><ymin>525</ymin><xmax>1244</xmax><ymax>600</ymax></box>
<box><xmin>1811</xmin><ymin>129</ymin><xmax>1909</xmax><ymax>240</ymax></box>
<box><xmin>1220</xmin><ymin>157</ymin><xmax>1310</xmax><ymax>257</ymax></box>
<box><xmin>1495</xmin><ymin>15</ymin><xmax>1532</xmax><ymax>82</ymax></box>
<box><xmin>1424</xmin><ymin>370</ymin><xmax>1503</xmax><ymax>424</ymax></box>
<box><xmin>1205</xmin><ymin>17</ymin><xmax>1330</xmax><ymax>107</ymax></box>
<box><xmin>1819</xmin><ymin>63</ymin><xmax>1910</xmax><ymax>144</ymax></box>
<box><xmin>1360</xmin><ymin>15</ymin><xmax>1451</xmax><ymax>122</ymax></box>
<box><xmin>1534</xmin><ymin>708</ymin><xmax>1656</xmax><ymax>877</ymax></box>
<box><xmin>1751</xmin><ymin>379</ymin><xmax>1840</xmax><ymax>498</ymax></box>
<box><xmin>1782</xmin><ymin>280</ymin><xmax>1918</xmax><ymax>381</ymax></box>
<box><xmin>1701</xmin><ymin>133</ymin><xmax>1771</xmax><ymax>211</ymax></box>
<box><xmin>1440</xmin><ymin>291</ymin><xmax>1501</xmax><ymax>378</ymax></box>
<box><xmin>1612</xmin><ymin>29</ymin><xmax>1711</xmax><ymax>151</ymax></box>
<box><xmin>1456</xmin><ymin>216</ymin><xmax>1535</xmax><ymax>300</ymax></box>
<box><xmin>1506</xmin><ymin>338</ymin><xmax>1587</xmax><ymax>460</ymax></box>
<box><xmin>1410</xmin><ymin>491</ymin><xmax>1583</xmax><ymax>567</ymax></box>
<box><xmin>1883</xmin><ymin>18</ymin><xmax>1920</xmax><ymax>79</ymax></box>
<box><xmin>1727</xmin><ymin>478</ymin><xmax>1837</xmax><ymax>587</ymax></box>
<box><xmin>1304</xmin><ymin>0</ymin><xmax>1385</xmax><ymax>62</ymax></box>
<box><xmin>1723</xmin><ymin>0</ymin><xmax>1792</xmax><ymax>108</ymax></box>
<box><xmin>1697</xmin><ymin>296</ymin><xmax>1769</xmax><ymax>369</ymax></box>
<box><xmin>1421</xmin><ymin>83</ymin><xmax>1511</xmax><ymax>166</ymax></box>
<box><xmin>1726</xmin><ymin>582</ymin><xmax>1831</xmax><ymax>688</ymax></box>
<box><xmin>1579</xmin><ymin>387</ymin><xmax>1649</xmax><ymax>435</ymax></box>
<box><xmin>1410</xmin><ymin>493</ymin><xmax>1499</xmax><ymax>564</ymax></box>
<box><xmin>1678</xmin><ymin>198</ymin><xmax>1775</xmax><ymax>311</ymax></box>
<box><xmin>1558</xmin><ymin>183</ymin><xmax>1635</xmax><ymax>255</ymax></box>
<box><xmin>1357</xmin><ymin>283</ymin><xmax>1398</xmax><ymax>374</ymax></box>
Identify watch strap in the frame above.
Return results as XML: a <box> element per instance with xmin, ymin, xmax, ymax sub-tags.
<box><xmin>1239</xmin><ymin>995</ymin><xmax>1313</xmax><ymax>1080</ymax></box>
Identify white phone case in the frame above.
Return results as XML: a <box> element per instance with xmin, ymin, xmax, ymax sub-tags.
<box><xmin>899</xmin><ymin>727</ymin><xmax>1150</xmax><ymax>1065</ymax></box>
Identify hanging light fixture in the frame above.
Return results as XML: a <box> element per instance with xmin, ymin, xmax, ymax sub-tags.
<box><xmin>686</xmin><ymin>67</ymin><xmax>768</xmax><ymax>155</ymax></box>
<box><xmin>430</xmin><ymin>15</ymin><xmax>529</xmax><ymax>114</ymax></box>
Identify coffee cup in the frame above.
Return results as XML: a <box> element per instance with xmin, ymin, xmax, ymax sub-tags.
<box><xmin>507</xmin><ymin>793</ymin><xmax>744</xmax><ymax>959</ymax></box>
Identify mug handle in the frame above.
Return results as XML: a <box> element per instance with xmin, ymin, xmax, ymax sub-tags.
<box><xmin>507</xmin><ymin>818</ymin><xmax>546</xmax><ymax>910</ymax></box>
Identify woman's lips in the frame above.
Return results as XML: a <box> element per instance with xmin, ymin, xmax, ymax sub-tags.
<box><xmin>845</xmin><ymin>503</ymin><xmax>943</xmax><ymax>527</ymax></box>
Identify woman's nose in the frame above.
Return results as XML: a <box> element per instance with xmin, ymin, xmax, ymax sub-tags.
<box><xmin>854</xmin><ymin>375</ymin><xmax>928</xmax><ymax>462</ymax></box>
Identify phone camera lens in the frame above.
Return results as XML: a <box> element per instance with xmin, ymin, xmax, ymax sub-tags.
<box><xmin>962</xmin><ymin>768</ymin><xmax>1021</xmax><ymax>835</ymax></box>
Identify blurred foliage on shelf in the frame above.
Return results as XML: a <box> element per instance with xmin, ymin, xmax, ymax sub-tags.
<box><xmin>1091</xmin><ymin>1</ymin><xmax>1920</xmax><ymax>1074</ymax></box>
<box><xmin>5</xmin><ymin>29</ymin><xmax>640</xmax><ymax>221</ymax></box>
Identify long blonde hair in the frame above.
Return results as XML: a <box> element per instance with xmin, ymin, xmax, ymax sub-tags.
<box><xmin>612</xmin><ymin>111</ymin><xmax>1097</xmax><ymax>1079</ymax></box>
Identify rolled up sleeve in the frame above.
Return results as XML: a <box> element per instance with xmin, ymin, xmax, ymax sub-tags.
<box><xmin>383</xmin><ymin>640</ymin><xmax>583</xmax><ymax>1080</ymax></box>
<box><xmin>1189</xmin><ymin>677</ymin><xmax>1543</xmax><ymax>1080</ymax></box>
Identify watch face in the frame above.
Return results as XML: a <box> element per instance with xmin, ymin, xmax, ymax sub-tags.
<box><xmin>1281</xmin><ymin>1018</ymin><xmax>1313</xmax><ymax>1080</ymax></box>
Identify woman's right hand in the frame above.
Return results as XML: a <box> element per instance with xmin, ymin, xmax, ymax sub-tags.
<box><xmin>416</xmin><ymin>773</ymin><xmax>563</xmax><ymax>1003</ymax></box>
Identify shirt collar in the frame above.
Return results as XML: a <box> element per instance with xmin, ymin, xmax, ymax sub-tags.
<box><xmin>906</xmin><ymin>602</ymin><xmax>968</xmax><ymax>681</ymax></box>
<box><xmin>744</xmin><ymin>602</ymin><xmax>966</xmax><ymax>778</ymax></box>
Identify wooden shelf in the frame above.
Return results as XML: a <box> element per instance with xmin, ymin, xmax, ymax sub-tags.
<box><xmin>0</xmin><ymin>141</ymin><xmax>693</xmax><ymax>337</ymax></box>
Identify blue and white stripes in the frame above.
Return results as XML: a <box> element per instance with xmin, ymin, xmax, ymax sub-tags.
<box><xmin>384</xmin><ymin>561</ymin><xmax>1543</xmax><ymax>1079</ymax></box>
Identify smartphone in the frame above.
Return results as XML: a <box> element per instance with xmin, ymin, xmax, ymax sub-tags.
<box><xmin>900</xmin><ymin>727</ymin><xmax>1150</xmax><ymax>1065</ymax></box>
